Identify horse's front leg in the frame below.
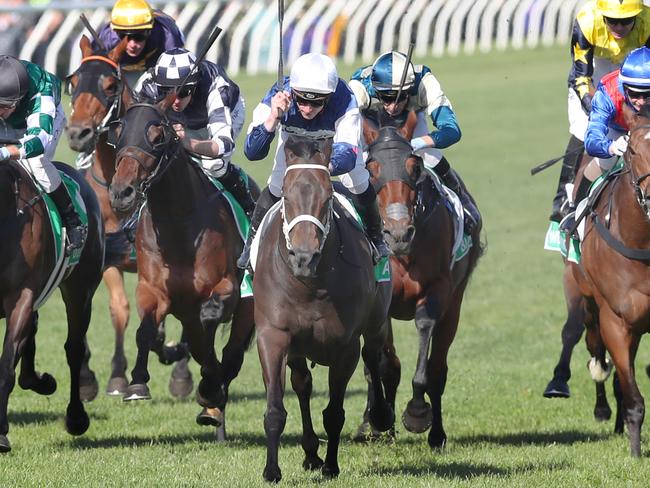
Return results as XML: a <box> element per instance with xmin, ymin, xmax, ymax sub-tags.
<box><xmin>322</xmin><ymin>340</ymin><xmax>360</xmax><ymax>478</ymax></box>
<box><xmin>0</xmin><ymin>290</ymin><xmax>36</xmax><ymax>452</ymax></box>
<box><xmin>102</xmin><ymin>266</ymin><xmax>130</xmax><ymax>396</ymax></box>
<box><xmin>402</xmin><ymin>303</ymin><xmax>436</xmax><ymax>434</ymax></box>
<box><xmin>258</xmin><ymin>323</ymin><xmax>290</xmax><ymax>483</ymax></box>
<box><xmin>288</xmin><ymin>356</ymin><xmax>323</xmax><ymax>470</ymax></box>
<box><xmin>124</xmin><ymin>283</ymin><xmax>168</xmax><ymax>401</ymax></box>
<box><xmin>584</xmin><ymin>304</ymin><xmax>612</xmax><ymax>421</ymax></box>
<box><xmin>18</xmin><ymin>311</ymin><xmax>57</xmax><ymax>396</ymax></box>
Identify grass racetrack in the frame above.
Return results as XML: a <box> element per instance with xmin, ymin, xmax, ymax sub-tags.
<box><xmin>2</xmin><ymin>44</ymin><xmax>649</xmax><ymax>486</ymax></box>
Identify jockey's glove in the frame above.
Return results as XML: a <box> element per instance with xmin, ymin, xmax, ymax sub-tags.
<box><xmin>410</xmin><ymin>137</ymin><xmax>431</xmax><ymax>151</ymax></box>
<box><xmin>608</xmin><ymin>135</ymin><xmax>629</xmax><ymax>157</ymax></box>
<box><xmin>580</xmin><ymin>93</ymin><xmax>593</xmax><ymax>114</ymax></box>
<box><xmin>0</xmin><ymin>147</ymin><xmax>10</xmax><ymax>161</ymax></box>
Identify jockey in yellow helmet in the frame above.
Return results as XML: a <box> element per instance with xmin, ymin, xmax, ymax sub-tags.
<box><xmin>548</xmin><ymin>0</ymin><xmax>650</xmax><ymax>224</ymax></box>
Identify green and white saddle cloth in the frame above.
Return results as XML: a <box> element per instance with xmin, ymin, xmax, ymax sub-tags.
<box><xmin>33</xmin><ymin>172</ymin><xmax>89</xmax><ymax>310</ymax></box>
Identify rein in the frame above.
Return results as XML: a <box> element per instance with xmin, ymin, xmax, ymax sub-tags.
<box><xmin>281</xmin><ymin>164</ymin><xmax>332</xmax><ymax>253</ymax></box>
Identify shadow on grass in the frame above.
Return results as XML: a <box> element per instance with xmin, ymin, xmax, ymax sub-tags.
<box><xmin>366</xmin><ymin>460</ymin><xmax>572</xmax><ymax>479</ymax></box>
<box><xmin>9</xmin><ymin>409</ymin><xmax>109</xmax><ymax>426</ymax></box>
<box><xmin>452</xmin><ymin>430</ymin><xmax>613</xmax><ymax>447</ymax></box>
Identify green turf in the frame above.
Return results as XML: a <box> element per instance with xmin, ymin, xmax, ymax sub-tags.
<box><xmin>2</xmin><ymin>44</ymin><xmax>649</xmax><ymax>486</ymax></box>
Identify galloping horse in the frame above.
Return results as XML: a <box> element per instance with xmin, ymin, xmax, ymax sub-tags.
<box><xmin>0</xmin><ymin>160</ymin><xmax>104</xmax><ymax>452</ymax></box>
<box><xmin>65</xmin><ymin>36</ymin><xmax>190</xmax><ymax>397</ymax></box>
<box><xmin>254</xmin><ymin>133</ymin><xmax>394</xmax><ymax>482</ymax></box>
<box><xmin>108</xmin><ymin>95</ymin><xmax>257</xmax><ymax>437</ymax></box>
<box><xmin>572</xmin><ymin>102</ymin><xmax>650</xmax><ymax>456</ymax></box>
<box><xmin>358</xmin><ymin>110</ymin><xmax>483</xmax><ymax>448</ymax></box>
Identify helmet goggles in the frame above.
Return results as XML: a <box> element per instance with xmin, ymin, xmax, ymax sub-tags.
<box><xmin>116</xmin><ymin>29</ymin><xmax>151</xmax><ymax>42</ymax></box>
<box><xmin>292</xmin><ymin>89</ymin><xmax>330</xmax><ymax>107</ymax></box>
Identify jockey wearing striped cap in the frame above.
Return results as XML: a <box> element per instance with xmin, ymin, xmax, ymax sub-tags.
<box><xmin>238</xmin><ymin>52</ymin><xmax>389</xmax><ymax>270</ymax></box>
<box><xmin>135</xmin><ymin>48</ymin><xmax>255</xmax><ymax>219</ymax></box>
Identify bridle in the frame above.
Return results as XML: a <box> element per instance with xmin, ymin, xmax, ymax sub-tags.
<box><xmin>625</xmin><ymin>123</ymin><xmax>650</xmax><ymax>219</ymax></box>
<box><xmin>281</xmin><ymin>164</ymin><xmax>332</xmax><ymax>253</ymax></box>
<box><xmin>112</xmin><ymin>102</ymin><xmax>180</xmax><ymax>196</ymax></box>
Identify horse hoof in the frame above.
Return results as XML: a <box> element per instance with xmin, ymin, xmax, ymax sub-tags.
<box><xmin>158</xmin><ymin>341</ymin><xmax>189</xmax><ymax>365</ymax></box>
<box><xmin>402</xmin><ymin>400</ymin><xmax>432</xmax><ymax>434</ymax></box>
<box><xmin>196</xmin><ymin>381</ymin><xmax>225</xmax><ymax>409</ymax></box>
<box><xmin>19</xmin><ymin>372</ymin><xmax>57</xmax><ymax>396</ymax></box>
<box><xmin>0</xmin><ymin>435</ymin><xmax>11</xmax><ymax>453</ymax></box>
<box><xmin>302</xmin><ymin>455</ymin><xmax>324</xmax><ymax>471</ymax></box>
<box><xmin>263</xmin><ymin>466</ymin><xmax>282</xmax><ymax>483</ymax></box>
<box><xmin>123</xmin><ymin>384</ymin><xmax>151</xmax><ymax>402</ymax></box>
<box><xmin>369</xmin><ymin>403</ymin><xmax>395</xmax><ymax>432</ymax></box>
<box><xmin>196</xmin><ymin>407</ymin><xmax>222</xmax><ymax>427</ymax></box>
<box><xmin>543</xmin><ymin>379</ymin><xmax>570</xmax><ymax>398</ymax></box>
<box><xmin>428</xmin><ymin>429</ymin><xmax>447</xmax><ymax>450</ymax></box>
<box><xmin>106</xmin><ymin>376</ymin><xmax>128</xmax><ymax>396</ymax></box>
<box><xmin>79</xmin><ymin>370</ymin><xmax>99</xmax><ymax>402</ymax></box>
<box><xmin>594</xmin><ymin>405</ymin><xmax>612</xmax><ymax>422</ymax></box>
<box><xmin>352</xmin><ymin>420</ymin><xmax>395</xmax><ymax>443</ymax></box>
<box><xmin>65</xmin><ymin>407</ymin><xmax>90</xmax><ymax>436</ymax></box>
<box><xmin>321</xmin><ymin>463</ymin><xmax>340</xmax><ymax>478</ymax></box>
<box><xmin>169</xmin><ymin>360</ymin><xmax>193</xmax><ymax>399</ymax></box>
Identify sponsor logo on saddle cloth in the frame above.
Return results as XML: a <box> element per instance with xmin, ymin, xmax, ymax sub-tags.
<box><xmin>240</xmin><ymin>192</ymin><xmax>392</xmax><ymax>299</ymax></box>
<box><xmin>422</xmin><ymin>167</ymin><xmax>473</xmax><ymax>266</ymax></box>
<box><xmin>33</xmin><ymin>172</ymin><xmax>89</xmax><ymax>310</ymax></box>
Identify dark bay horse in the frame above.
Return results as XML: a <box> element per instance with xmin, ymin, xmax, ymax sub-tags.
<box><xmin>254</xmin><ymin>133</ymin><xmax>394</xmax><ymax>482</ymax></box>
<box><xmin>571</xmin><ymin>103</ymin><xmax>650</xmax><ymax>456</ymax></box>
<box><xmin>65</xmin><ymin>36</ymin><xmax>190</xmax><ymax>397</ymax></box>
<box><xmin>357</xmin><ymin>110</ymin><xmax>483</xmax><ymax>449</ymax></box>
<box><xmin>0</xmin><ymin>160</ymin><xmax>104</xmax><ymax>451</ymax></box>
<box><xmin>108</xmin><ymin>95</ymin><xmax>257</xmax><ymax>438</ymax></box>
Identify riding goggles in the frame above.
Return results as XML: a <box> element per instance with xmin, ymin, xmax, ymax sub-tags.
<box><xmin>604</xmin><ymin>16</ymin><xmax>636</xmax><ymax>26</ymax></box>
<box><xmin>292</xmin><ymin>90</ymin><xmax>330</xmax><ymax>107</ymax></box>
<box><xmin>625</xmin><ymin>86</ymin><xmax>650</xmax><ymax>99</ymax></box>
<box><xmin>158</xmin><ymin>84</ymin><xmax>195</xmax><ymax>99</ymax></box>
<box><xmin>376</xmin><ymin>90</ymin><xmax>409</xmax><ymax>104</ymax></box>
<box><xmin>117</xmin><ymin>30</ymin><xmax>151</xmax><ymax>42</ymax></box>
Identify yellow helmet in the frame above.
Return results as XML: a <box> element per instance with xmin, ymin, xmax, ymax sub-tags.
<box><xmin>596</xmin><ymin>0</ymin><xmax>643</xmax><ymax>19</ymax></box>
<box><xmin>110</xmin><ymin>0</ymin><xmax>154</xmax><ymax>31</ymax></box>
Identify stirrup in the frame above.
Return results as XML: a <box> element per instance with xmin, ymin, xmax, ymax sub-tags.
<box><xmin>559</xmin><ymin>211</ymin><xmax>578</xmax><ymax>240</ymax></box>
<box><xmin>65</xmin><ymin>225</ymin><xmax>87</xmax><ymax>254</ymax></box>
<box><xmin>369</xmin><ymin>237</ymin><xmax>390</xmax><ymax>263</ymax></box>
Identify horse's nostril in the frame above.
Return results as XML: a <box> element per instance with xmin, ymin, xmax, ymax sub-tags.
<box><xmin>79</xmin><ymin>128</ymin><xmax>92</xmax><ymax>140</ymax></box>
<box><xmin>123</xmin><ymin>186</ymin><xmax>135</xmax><ymax>199</ymax></box>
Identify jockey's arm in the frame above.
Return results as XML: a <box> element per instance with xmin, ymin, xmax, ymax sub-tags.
<box><xmin>244</xmin><ymin>86</ymin><xmax>289</xmax><ymax>160</ymax></box>
<box><xmin>330</xmin><ymin>103</ymin><xmax>361</xmax><ymax>176</ymax></box>
<box><xmin>584</xmin><ymin>87</ymin><xmax>617</xmax><ymax>159</ymax></box>
<box><xmin>419</xmin><ymin>71</ymin><xmax>461</xmax><ymax>149</ymax></box>
<box><xmin>568</xmin><ymin>15</ymin><xmax>596</xmax><ymax>110</ymax></box>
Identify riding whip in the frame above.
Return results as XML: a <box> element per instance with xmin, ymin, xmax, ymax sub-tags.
<box><xmin>530</xmin><ymin>147</ymin><xmax>583</xmax><ymax>175</ymax></box>
<box><xmin>277</xmin><ymin>0</ymin><xmax>285</xmax><ymax>91</ymax></box>
<box><xmin>79</xmin><ymin>13</ymin><xmax>107</xmax><ymax>52</ymax></box>
<box><xmin>177</xmin><ymin>24</ymin><xmax>223</xmax><ymax>92</ymax></box>
<box><xmin>395</xmin><ymin>29</ymin><xmax>416</xmax><ymax>103</ymax></box>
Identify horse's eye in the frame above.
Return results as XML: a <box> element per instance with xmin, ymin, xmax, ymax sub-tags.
<box><xmin>147</xmin><ymin>125</ymin><xmax>165</xmax><ymax>146</ymax></box>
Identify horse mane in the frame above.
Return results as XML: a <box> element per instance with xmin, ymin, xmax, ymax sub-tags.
<box><xmin>637</xmin><ymin>104</ymin><xmax>650</xmax><ymax>121</ymax></box>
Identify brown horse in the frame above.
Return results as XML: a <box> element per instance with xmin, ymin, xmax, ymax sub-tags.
<box><xmin>0</xmin><ymin>160</ymin><xmax>104</xmax><ymax>452</ymax></box>
<box><xmin>357</xmin><ymin>110</ymin><xmax>483</xmax><ymax>448</ymax></box>
<box><xmin>570</xmin><ymin>102</ymin><xmax>650</xmax><ymax>456</ymax></box>
<box><xmin>254</xmin><ymin>133</ymin><xmax>394</xmax><ymax>482</ymax></box>
<box><xmin>65</xmin><ymin>36</ymin><xmax>191</xmax><ymax>398</ymax></box>
<box><xmin>107</xmin><ymin>96</ymin><xmax>257</xmax><ymax>438</ymax></box>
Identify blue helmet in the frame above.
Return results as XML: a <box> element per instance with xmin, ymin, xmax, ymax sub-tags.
<box><xmin>620</xmin><ymin>47</ymin><xmax>650</xmax><ymax>90</ymax></box>
<box><xmin>370</xmin><ymin>51</ymin><xmax>415</xmax><ymax>92</ymax></box>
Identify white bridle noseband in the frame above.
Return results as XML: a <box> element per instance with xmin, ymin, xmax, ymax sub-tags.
<box><xmin>282</xmin><ymin>164</ymin><xmax>332</xmax><ymax>251</ymax></box>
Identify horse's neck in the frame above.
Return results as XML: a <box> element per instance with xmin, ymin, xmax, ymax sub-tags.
<box><xmin>94</xmin><ymin>137</ymin><xmax>117</xmax><ymax>182</ymax></box>
<box><xmin>611</xmin><ymin>173</ymin><xmax>650</xmax><ymax>245</ymax></box>
<box><xmin>146</xmin><ymin>152</ymin><xmax>203</xmax><ymax>220</ymax></box>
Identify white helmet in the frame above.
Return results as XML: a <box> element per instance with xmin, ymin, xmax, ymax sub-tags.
<box><xmin>289</xmin><ymin>53</ymin><xmax>338</xmax><ymax>95</ymax></box>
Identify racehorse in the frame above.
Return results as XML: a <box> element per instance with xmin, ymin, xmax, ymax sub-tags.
<box><xmin>0</xmin><ymin>160</ymin><xmax>104</xmax><ymax>452</ymax></box>
<box><xmin>356</xmin><ymin>109</ymin><xmax>483</xmax><ymax>449</ymax></box>
<box><xmin>253</xmin><ymin>133</ymin><xmax>395</xmax><ymax>481</ymax></box>
<box><xmin>65</xmin><ymin>36</ymin><xmax>191</xmax><ymax>398</ymax></box>
<box><xmin>570</xmin><ymin>102</ymin><xmax>650</xmax><ymax>456</ymax></box>
<box><xmin>107</xmin><ymin>95</ymin><xmax>257</xmax><ymax>438</ymax></box>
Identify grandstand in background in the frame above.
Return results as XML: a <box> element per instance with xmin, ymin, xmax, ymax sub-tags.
<box><xmin>0</xmin><ymin>0</ymin><xmax>593</xmax><ymax>79</ymax></box>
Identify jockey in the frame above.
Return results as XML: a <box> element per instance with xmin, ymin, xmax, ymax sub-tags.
<box><xmin>135</xmin><ymin>48</ymin><xmax>255</xmax><ymax>218</ymax></box>
<box><xmin>564</xmin><ymin>46</ymin><xmax>650</xmax><ymax>232</ymax></box>
<box><xmin>94</xmin><ymin>0</ymin><xmax>185</xmax><ymax>79</ymax></box>
<box><xmin>0</xmin><ymin>55</ymin><xmax>85</xmax><ymax>253</ymax></box>
<box><xmin>349</xmin><ymin>51</ymin><xmax>478</xmax><ymax>234</ymax></box>
<box><xmin>550</xmin><ymin>0</ymin><xmax>650</xmax><ymax>223</ymax></box>
<box><xmin>237</xmin><ymin>52</ymin><xmax>389</xmax><ymax>270</ymax></box>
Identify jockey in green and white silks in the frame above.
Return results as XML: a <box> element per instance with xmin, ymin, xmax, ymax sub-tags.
<box><xmin>349</xmin><ymin>51</ymin><xmax>478</xmax><ymax>234</ymax></box>
<box><xmin>0</xmin><ymin>55</ymin><xmax>86</xmax><ymax>253</ymax></box>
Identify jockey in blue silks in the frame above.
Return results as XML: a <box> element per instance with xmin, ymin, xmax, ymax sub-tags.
<box><xmin>237</xmin><ymin>52</ymin><xmax>389</xmax><ymax>269</ymax></box>
<box><xmin>563</xmin><ymin>46</ymin><xmax>650</xmax><ymax>234</ymax></box>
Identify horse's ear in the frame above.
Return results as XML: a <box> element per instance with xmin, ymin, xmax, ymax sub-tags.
<box><xmin>362</xmin><ymin>117</ymin><xmax>378</xmax><ymax>145</ymax></box>
<box><xmin>80</xmin><ymin>35</ymin><xmax>93</xmax><ymax>57</ymax></box>
<box><xmin>623</xmin><ymin>100</ymin><xmax>639</xmax><ymax>130</ymax></box>
<box><xmin>158</xmin><ymin>90</ymin><xmax>177</xmax><ymax>111</ymax></box>
<box><xmin>404</xmin><ymin>110</ymin><xmax>417</xmax><ymax>140</ymax></box>
<box><xmin>108</xmin><ymin>36</ymin><xmax>128</xmax><ymax>63</ymax></box>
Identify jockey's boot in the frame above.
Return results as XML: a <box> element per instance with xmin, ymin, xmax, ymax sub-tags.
<box><xmin>435</xmin><ymin>159</ymin><xmax>478</xmax><ymax>235</ymax></box>
<box><xmin>219</xmin><ymin>164</ymin><xmax>256</xmax><ymax>219</ymax></box>
<box><xmin>49</xmin><ymin>183</ymin><xmax>87</xmax><ymax>254</ymax></box>
<box><xmin>351</xmin><ymin>185</ymin><xmax>390</xmax><ymax>261</ymax></box>
<box><xmin>237</xmin><ymin>187</ymin><xmax>280</xmax><ymax>270</ymax></box>
<box><xmin>560</xmin><ymin>175</ymin><xmax>592</xmax><ymax>239</ymax></box>
<box><xmin>550</xmin><ymin>135</ymin><xmax>583</xmax><ymax>223</ymax></box>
